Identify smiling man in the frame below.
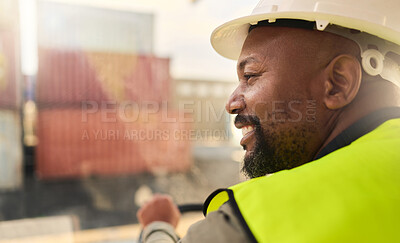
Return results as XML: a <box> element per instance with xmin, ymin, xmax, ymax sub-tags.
<box><xmin>230</xmin><ymin>26</ymin><xmax>364</xmax><ymax>178</ymax></box>
<box><xmin>137</xmin><ymin>0</ymin><xmax>400</xmax><ymax>242</ymax></box>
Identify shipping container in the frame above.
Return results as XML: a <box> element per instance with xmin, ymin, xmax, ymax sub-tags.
<box><xmin>36</xmin><ymin>49</ymin><xmax>170</xmax><ymax>107</ymax></box>
<box><xmin>0</xmin><ymin>110</ymin><xmax>23</xmax><ymax>190</ymax></box>
<box><xmin>36</xmin><ymin>108</ymin><xmax>192</xmax><ymax>179</ymax></box>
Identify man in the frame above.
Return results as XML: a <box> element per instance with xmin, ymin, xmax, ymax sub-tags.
<box><xmin>137</xmin><ymin>0</ymin><xmax>400</xmax><ymax>242</ymax></box>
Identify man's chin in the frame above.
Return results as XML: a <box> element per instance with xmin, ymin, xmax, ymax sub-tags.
<box><xmin>242</xmin><ymin>150</ymin><xmax>265</xmax><ymax>179</ymax></box>
<box><xmin>242</xmin><ymin>147</ymin><xmax>282</xmax><ymax>178</ymax></box>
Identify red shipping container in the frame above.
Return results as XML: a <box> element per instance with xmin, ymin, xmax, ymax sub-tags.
<box><xmin>36</xmin><ymin>49</ymin><xmax>170</xmax><ymax>107</ymax></box>
<box><xmin>35</xmin><ymin>108</ymin><xmax>192</xmax><ymax>179</ymax></box>
<box><xmin>0</xmin><ymin>30</ymin><xmax>19</xmax><ymax>109</ymax></box>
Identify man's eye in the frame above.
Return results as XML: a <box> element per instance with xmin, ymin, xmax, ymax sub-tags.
<box><xmin>244</xmin><ymin>73</ymin><xmax>259</xmax><ymax>83</ymax></box>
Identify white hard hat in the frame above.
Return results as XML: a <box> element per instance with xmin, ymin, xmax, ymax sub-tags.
<box><xmin>211</xmin><ymin>0</ymin><xmax>400</xmax><ymax>87</ymax></box>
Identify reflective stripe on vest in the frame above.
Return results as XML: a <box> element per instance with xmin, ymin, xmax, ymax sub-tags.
<box><xmin>204</xmin><ymin>118</ymin><xmax>400</xmax><ymax>243</ymax></box>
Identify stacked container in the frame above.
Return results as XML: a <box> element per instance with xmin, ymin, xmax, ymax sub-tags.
<box><xmin>35</xmin><ymin>49</ymin><xmax>192</xmax><ymax>179</ymax></box>
<box><xmin>36</xmin><ymin>50</ymin><xmax>170</xmax><ymax>107</ymax></box>
<box><xmin>36</xmin><ymin>109</ymin><xmax>192</xmax><ymax>179</ymax></box>
<box><xmin>35</xmin><ymin>2</ymin><xmax>193</xmax><ymax>179</ymax></box>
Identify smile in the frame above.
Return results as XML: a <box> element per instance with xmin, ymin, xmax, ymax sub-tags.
<box><xmin>240</xmin><ymin>125</ymin><xmax>256</xmax><ymax>151</ymax></box>
<box><xmin>242</xmin><ymin>126</ymin><xmax>254</xmax><ymax>137</ymax></box>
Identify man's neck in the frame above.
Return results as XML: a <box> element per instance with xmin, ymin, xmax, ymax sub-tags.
<box><xmin>315</xmin><ymin>79</ymin><xmax>400</xmax><ymax>159</ymax></box>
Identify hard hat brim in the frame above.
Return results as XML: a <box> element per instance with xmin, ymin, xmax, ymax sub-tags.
<box><xmin>211</xmin><ymin>12</ymin><xmax>400</xmax><ymax>60</ymax></box>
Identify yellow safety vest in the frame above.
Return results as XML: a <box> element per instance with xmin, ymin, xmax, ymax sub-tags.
<box><xmin>204</xmin><ymin>118</ymin><xmax>400</xmax><ymax>243</ymax></box>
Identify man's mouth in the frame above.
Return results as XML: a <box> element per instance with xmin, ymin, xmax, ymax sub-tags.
<box><xmin>240</xmin><ymin>125</ymin><xmax>256</xmax><ymax>151</ymax></box>
<box><xmin>234</xmin><ymin>115</ymin><xmax>260</xmax><ymax>152</ymax></box>
<box><xmin>241</xmin><ymin>125</ymin><xmax>254</xmax><ymax>136</ymax></box>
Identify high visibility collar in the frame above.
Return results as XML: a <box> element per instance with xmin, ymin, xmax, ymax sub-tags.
<box><xmin>316</xmin><ymin>107</ymin><xmax>400</xmax><ymax>160</ymax></box>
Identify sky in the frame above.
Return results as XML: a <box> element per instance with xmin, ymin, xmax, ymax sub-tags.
<box><xmin>44</xmin><ymin>0</ymin><xmax>259</xmax><ymax>82</ymax></box>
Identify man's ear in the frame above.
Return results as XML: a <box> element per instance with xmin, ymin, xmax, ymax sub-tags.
<box><xmin>323</xmin><ymin>54</ymin><xmax>362</xmax><ymax>110</ymax></box>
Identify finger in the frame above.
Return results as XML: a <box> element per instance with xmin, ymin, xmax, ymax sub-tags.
<box><xmin>136</xmin><ymin>208</ymin><xmax>144</xmax><ymax>225</ymax></box>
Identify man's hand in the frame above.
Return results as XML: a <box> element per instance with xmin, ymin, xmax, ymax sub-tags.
<box><xmin>136</xmin><ymin>194</ymin><xmax>181</xmax><ymax>229</ymax></box>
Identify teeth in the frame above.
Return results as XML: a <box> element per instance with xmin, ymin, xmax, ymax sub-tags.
<box><xmin>241</xmin><ymin>126</ymin><xmax>254</xmax><ymax>136</ymax></box>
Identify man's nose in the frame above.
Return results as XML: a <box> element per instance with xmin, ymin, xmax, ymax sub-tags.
<box><xmin>225</xmin><ymin>88</ymin><xmax>245</xmax><ymax>114</ymax></box>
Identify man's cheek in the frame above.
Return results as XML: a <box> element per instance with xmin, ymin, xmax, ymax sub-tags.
<box><xmin>254</xmin><ymin>101</ymin><xmax>270</xmax><ymax>123</ymax></box>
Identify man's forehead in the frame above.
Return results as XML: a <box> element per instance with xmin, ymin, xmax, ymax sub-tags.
<box><xmin>237</xmin><ymin>27</ymin><xmax>292</xmax><ymax>68</ymax></box>
<box><xmin>240</xmin><ymin>26</ymin><xmax>298</xmax><ymax>56</ymax></box>
<box><xmin>237</xmin><ymin>56</ymin><xmax>259</xmax><ymax>70</ymax></box>
<box><xmin>239</xmin><ymin>26</ymin><xmax>339</xmax><ymax>63</ymax></box>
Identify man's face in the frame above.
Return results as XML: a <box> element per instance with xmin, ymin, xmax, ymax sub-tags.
<box><xmin>226</xmin><ymin>26</ymin><xmax>327</xmax><ymax>178</ymax></box>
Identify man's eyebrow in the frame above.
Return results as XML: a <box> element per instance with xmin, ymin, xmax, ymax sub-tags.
<box><xmin>238</xmin><ymin>57</ymin><xmax>257</xmax><ymax>70</ymax></box>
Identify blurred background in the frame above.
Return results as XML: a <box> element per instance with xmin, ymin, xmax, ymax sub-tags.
<box><xmin>0</xmin><ymin>0</ymin><xmax>257</xmax><ymax>242</ymax></box>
